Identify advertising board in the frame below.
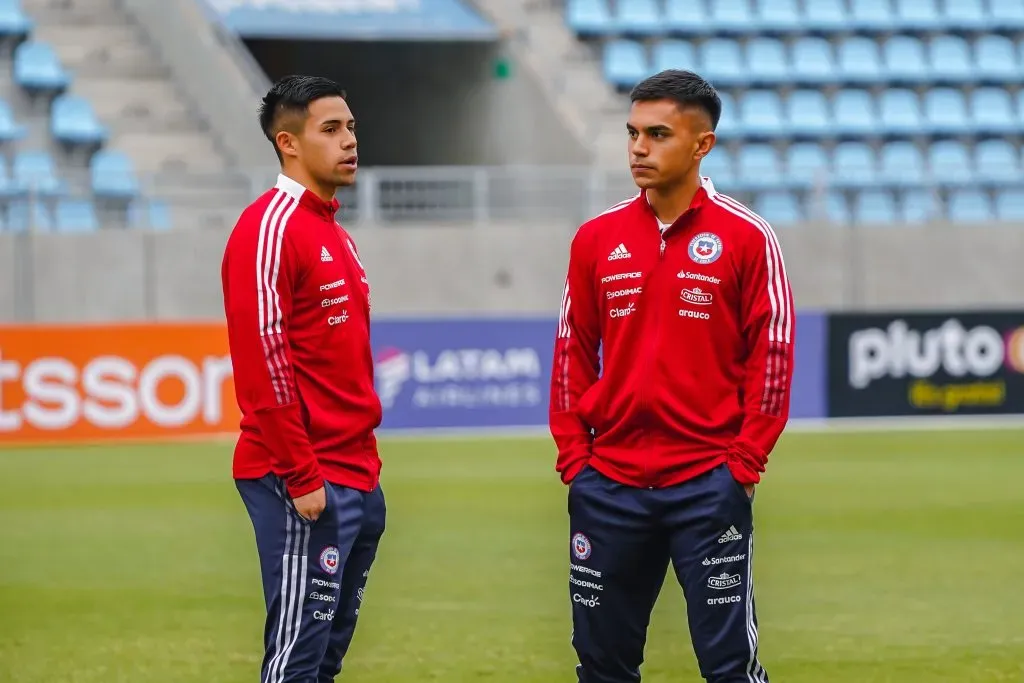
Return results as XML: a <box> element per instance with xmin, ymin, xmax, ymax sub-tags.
<box><xmin>827</xmin><ymin>311</ymin><xmax>1024</xmax><ymax>417</ymax></box>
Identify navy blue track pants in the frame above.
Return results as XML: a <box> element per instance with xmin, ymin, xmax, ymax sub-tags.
<box><xmin>237</xmin><ymin>475</ymin><xmax>386</xmax><ymax>683</ymax></box>
<box><xmin>568</xmin><ymin>463</ymin><xmax>767</xmax><ymax>683</ymax></box>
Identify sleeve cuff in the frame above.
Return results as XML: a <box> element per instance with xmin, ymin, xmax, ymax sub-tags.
<box><xmin>557</xmin><ymin>452</ymin><xmax>591</xmax><ymax>485</ymax></box>
<box><xmin>284</xmin><ymin>461</ymin><xmax>324</xmax><ymax>498</ymax></box>
<box><xmin>726</xmin><ymin>442</ymin><xmax>766</xmax><ymax>486</ymax></box>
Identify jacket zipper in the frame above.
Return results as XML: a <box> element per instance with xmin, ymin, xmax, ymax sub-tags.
<box><xmin>638</xmin><ymin>233</ymin><xmax>668</xmax><ymax>487</ymax></box>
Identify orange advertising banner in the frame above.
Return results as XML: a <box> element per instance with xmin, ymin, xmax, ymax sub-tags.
<box><xmin>0</xmin><ymin>323</ymin><xmax>239</xmax><ymax>445</ymax></box>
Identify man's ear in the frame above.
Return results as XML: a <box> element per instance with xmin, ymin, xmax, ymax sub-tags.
<box><xmin>275</xmin><ymin>129</ymin><xmax>299</xmax><ymax>159</ymax></box>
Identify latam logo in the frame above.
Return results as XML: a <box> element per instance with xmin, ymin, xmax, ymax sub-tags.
<box><xmin>373</xmin><ymin>346</ymin><xmax>542</xmax><ymax>410</ymax></box>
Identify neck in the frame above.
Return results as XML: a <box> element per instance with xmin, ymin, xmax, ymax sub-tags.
<box><xmin>645</xmin><ymin>172</ymin><xmax>701</xmax><ymax>225</ymax></box>
<box><xmin>280</xmin><ymin>165</ymin><xmax>335</xmax><ymax>203</ymax></box>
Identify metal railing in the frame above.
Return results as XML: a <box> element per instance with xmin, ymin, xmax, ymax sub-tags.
<box><xmin>243</xmin><ymin>164</ymin><xmax>1024</xmax><ymax>228</ymax></box>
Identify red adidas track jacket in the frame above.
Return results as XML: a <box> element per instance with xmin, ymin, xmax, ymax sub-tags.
<box><xmin>550</xmin><ymin>177</ymin><xmax>795</xmax><ymax>488</ymax></box>
<box><xmin>221</xmin><ymin>174</ymin><xmax>382</xmax><ymax>498</ymax></box>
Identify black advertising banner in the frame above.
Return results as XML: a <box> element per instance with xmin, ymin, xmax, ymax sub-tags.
<box><xmin>827</xmin><ymin>311</ymin><xmax>1024</xmax><ymax>417</ymax></box>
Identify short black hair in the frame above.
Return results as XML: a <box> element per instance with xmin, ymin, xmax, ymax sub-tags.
<box><xmin>629</xmin><ymin>69</ymin><xmax>722</xmax><ymax>130</ymax></box>
<box><xmin>258</xmin><ymin>75</ymin><xmax>347</xmax><ymax>161</ymax></box>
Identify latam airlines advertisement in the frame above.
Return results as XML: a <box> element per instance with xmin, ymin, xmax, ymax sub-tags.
<box><xmin>372</xmin><ymin>318</ymin><xmax>552</xmax><ymax>431</ymax></box>
<box><xmin>0</xmin><ymin>314</ymin><xmax>825</xmax><ymax>444</ymax></box>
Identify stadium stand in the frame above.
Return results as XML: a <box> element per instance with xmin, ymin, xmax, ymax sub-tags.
<box><xmin>0</xmin><ymin>0</ymin><xmax>253</xmax><ymax>233</ymax></box>
<box><xmin>566</xmin><ymin>0</ymin><xmax>1024</xmax><ymax>225</ymax></box>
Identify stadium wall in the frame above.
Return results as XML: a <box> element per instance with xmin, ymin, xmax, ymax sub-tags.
<box><xmin>1</xmin><ymin>223</ymin><xmax>1023</xmax><ymax>324</ymax></box>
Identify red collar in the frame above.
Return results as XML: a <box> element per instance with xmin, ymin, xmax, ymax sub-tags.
<box><xmin>275</xmin><ymin>173</ymin><xmax>340</xmax><ymax>221</ymax></box>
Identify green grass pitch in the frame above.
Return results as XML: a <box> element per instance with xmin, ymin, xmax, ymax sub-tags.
<box><xmin>1</xmin><ymin>428</ymin><xmax>1023</xmax><ymax>682</ymax></box>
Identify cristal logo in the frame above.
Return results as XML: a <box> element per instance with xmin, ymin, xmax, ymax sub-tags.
<box><xmin>681</xmin><ymin>287</ymin><xmax>713</xmax><ymax>305</ymax></box>
<box><xmin>0</xmin><ymin>352</ymin><xmax>233</xmax><ymax>432</ymax></box>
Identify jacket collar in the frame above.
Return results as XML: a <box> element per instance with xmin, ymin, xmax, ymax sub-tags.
<box><xmin>275</xmin><ymin>173</ymin><xmax>340</xmax><ymax>220</ymax></box>
<box><xmin>638</xmin><ymin>175</ymin><xmax>717</xmax><ymax>222</ymax></box>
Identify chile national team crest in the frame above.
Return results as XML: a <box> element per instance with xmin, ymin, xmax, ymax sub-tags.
<box><xmin>572</xmin><ymin>533</ymin><xmax>592</xmax><ymax>560</ymax></box>
<box><xmin>688</xmin><ymin>232</ymin><xmax>723</xmax><ymax>265</ymax></box>
<box><xmin>320</xmin><ymin>546</ymin><xmax>340</xmax><ymax>575</ymax></box>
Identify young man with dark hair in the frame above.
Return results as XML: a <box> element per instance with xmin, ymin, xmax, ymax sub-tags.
<box><xmin>550</xmin><ymin>69</ymin><xmax>794</xmax><ymax>682</ymax></box>
<box><xmin>221</xmin><ymin>74</ymin><xmax>385</xmax><ymax>683</ymax></box>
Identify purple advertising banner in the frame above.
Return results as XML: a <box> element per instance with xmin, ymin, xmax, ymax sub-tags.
<box><xmin>370</xmin><ymin>312</ymin><xmax>826</xmax><ymax>432</ymax></box>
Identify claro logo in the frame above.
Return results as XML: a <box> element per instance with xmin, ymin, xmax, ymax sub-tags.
<box><xmin>848</xmin><ymin>319</ymin><xmax>1024</xmax><ymax>389</ymax></box>
<box><xmin>0</xmin><ymin>352</ymin><xmax>234</xmax><ymax>432</ymax></box>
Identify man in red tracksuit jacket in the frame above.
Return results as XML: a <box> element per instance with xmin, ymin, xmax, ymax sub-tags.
<box><xmin>221</xmin><ymin>75</ymin><xmax>385</xmax><ymax>683</ymax></box>
<box><xmin>551</xmin><ymin>70</ymin><xmax>794</xmax><ymax>683</ymax></box>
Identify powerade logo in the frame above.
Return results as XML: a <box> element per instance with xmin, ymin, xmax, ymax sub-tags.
<box><xmin>849</xmin><ymin>319</ymin><xmax>1024</xmax><ymax>389</ymax></box>
<box><xmin>374</xmin><ymin>346</ymin><xmax>542</xmax><ymax>409</ymax></box>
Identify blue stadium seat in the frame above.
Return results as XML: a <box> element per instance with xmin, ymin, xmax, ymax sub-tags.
<box><xmin>802</xmin><ymin>0</ymin><xmax>848</xmax><ymax>30</ymax></box>
<box><xmin>90</xmin><ymin>150</ymin><xmax>140</xmax><ymax>200</ymax></box>
<box><xmin>974</xmin><ymin>139</ymin><xmax>1020</xmax><ymax>184</ymax></box>
<box><xmin>785</xmin><ymin>142</ymin><xmax>829</xmax><ymax>187</ymax></box>
<box><xmin>975</xmin><ymin>35</ymin><xmax>1020</xmax><ymax>82</ymax></box>
<box><xmin>928</xmin><ymin>140</ymin><xmax>973</xmax><ymax>185</ymax></box>
<box><xmin>736</xmin><ymin>144</ymin><xmax>783</xmax><ymax>189</ymax></box>
<box><xmin>756</xmin><ymin>191</ymin><xmax>803</xmax><ymax>225</ymax></box>
<box><xmin>700</xmin><ymin>147</ymin><xmax>734</xmax><ymax>185</ymax></box>
<box><xmin>832</xmin><ymin>89</ymin><xmax>875</xmax><ymax>136</ymax></box>
<box><xmin>943</xmin><ymin>0</ymin><xmax>989</xmax><ymax>30</ymax></box>
<box><xmin>894</xmin><ymin>0</ymin><xmax>942</xmax><ymax>30</ymax></box>
<box><xmin>883</xmin><ymin>35</ymin><xmax>928</xmax><ymax>82</ymax></box>
<box><xmin>833</xmin><ymin>142</ymin><xmax>878</xmax><ymax>187</ymax></box>
<box><xmin>700</xmin><ymin>39</ymin><xmax>746</xmax><ymax>87</ymax></box>
<box><xmin>995</xmin><ymin>189</ymin><xmax>1024</xmax><ymax>221</ymax></box>
<box><xmin>786</xmin><ymin>90</ymin><xmax>831</xmax><ymax>137</ymax></box>
<box><xmin>13</xmin><ymin>150</ymin><xmax>63</xmax><ymax>196</ymax></box>
<box><xmin>879</xmin><ymin>88</ymin><xmax>924</xmax><ymax>135</ymax></box>
<box><xmin>652</xmin><ymin>40</ymin><xmax>697</xmax><ymax>73</ymax></box>
<box><xmin>739</xmin><ymin>90</ymin><xmax>785</xmax><ymax>137</ymax></box>
<box><xmin>566</xmin><ymin>0</ymin><xmax>613</xmax><ymax>35</ymax></box>
<box><xmin>710</xmin><ymin>0</ymin><xmax>755</xmax><ymax>31</ymax></box>
<box><xmin>849</xmin><ymin>0</ymin><xmax>894</xmax><ymax>31</ymax></box>
<box><xmin>603</xmin><ymin>40</ymin><xmax>648</xmax><ymax>89</ymax></box>
<box><xmin>51</xmin><ymin>94</ymin><xmax>108</xmax><ymax>147</ymax></box>
<box><xmin>13</xmin><ymin>41</ymin><xmax>71</xmax><ymax>93</ymax></box>
<box><xmin>0</xmin><ymin>156</ymin><xmax>17</xmax><ymax>197</ymax></box>
<box><xmin>947</xmin><ymin>189</ymin><xmax>993</xmax><ymax>222</ymax></box>
<box><xmin>791</xmin><ymin>37</ymin><xmax>835</xmax><ymax>84</ymax></box>
<box><xmin>928</xmin><ymin>35</ymin><xmax>973</xmax><ymax>82</ymax></box>
<box><xmin>715</xmin><ymin>92</ymin><xmax>740</xmax><ymax>138</ymax></box>
<box><xmin>990</xmin><ymin>0</ymin><xmax>1024</xmax><ymax>29</ymax></box>
<box><xmin>837</xmin><ymin>36</ymin><xmax>883</xmax><ymax>84</ymax></box>
<box><xmin>130</xmin><ymin>199</ymin><xmax>172</xmax><ymax>231</ymax></box>
<box><xmin>0</xmin><ymin>0</ymin><xmax>33</xmax><ymax>39</ymax></box>
<box><xmin>970</xmin><ymin>88</ymin><xmax>1016</xmax><ymax>135</ymax></box>
<box><xmin>821</xmin><ymin>190</ymin><xmax>851</xmax><ymax>224</ymax></box>
<box><xmin>0</xmin><ymin>98</ymin><xmax>25</xmax><ymax>143</ymax></box>
<box><xmin>900</xmin><ymin>189</ymin><xmax>940</xmax><ymax>223</ymax></box>
<box><xmin>7</xmin><ymin>200</ymin><xmax>52</xmax><ymax>231</ymax></box>
<box><xmin>924</xmin><ymin>88</ymin><xmax>969</xmax><ymax>135</ymax></box>
<box><xmin>617</xmin><ymin>0</ymin><xmax>661</xmax><ymax>35</ymax></box>
<box><xmin>755</xmin><ymin>0</ymin><xmax>801</xmax><ymax>31</ymax></box>
<box><xmin>879</xmin><ymin>141</ymin><xmax>925</xmax><ymax>186</ymax></box>
<box><xmin>746</xmin><ymin>37</ymin><xmax>788</xmax><ymax>83</ymax></box>
<box><xmin>665</xmin><ymin>0</ymin><xmax>705</xmax><ymax>33</ymax></box>
<box><xmin>55</xmin><ymin>198</ymin><xmax>98</xmax><ymax>233</ymax></box>
<box><xmin>854</xmin><ymin>190</ymin><xmax>898</xmax><ymax>225</ymax></box>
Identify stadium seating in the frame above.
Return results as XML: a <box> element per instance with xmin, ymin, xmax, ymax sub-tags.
<box><xmin>566</xmin><ymin>0</ymin><xmax>1024</xmax><ymax>224</ymax></box>
<box><xmin>0</xmin><ymin>3</ymin><xmax>172</xmax><ymax>233</ymax></box>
